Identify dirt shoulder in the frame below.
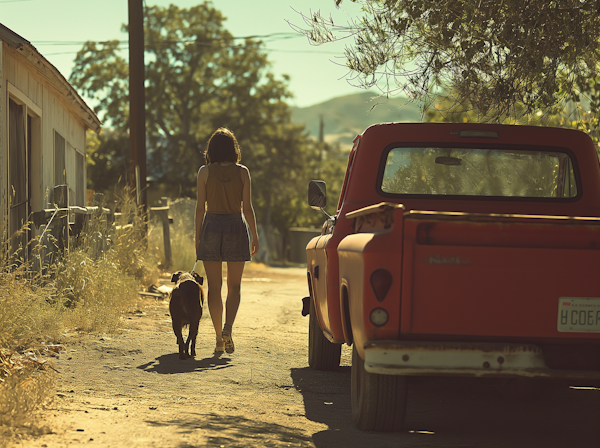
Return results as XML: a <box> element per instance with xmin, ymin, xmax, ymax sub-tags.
<box><xmin>23</xmin><ymin>264</ymin><xmax>320</xmax><ymax>447</ymax></box>
<box><xmin>12</xmin><ymin>264</ymin><xmax>600</xmax><ymax>448</ymax></box>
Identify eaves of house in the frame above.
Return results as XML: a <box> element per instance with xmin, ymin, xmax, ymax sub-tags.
<box><xmin>0</xmin><ymin>22</ymin><xmax>101</xmax><ymax>133</ymax></box>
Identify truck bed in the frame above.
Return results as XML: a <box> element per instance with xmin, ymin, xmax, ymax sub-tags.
<box><xmin>400</xmin><ymin>211</ymin><xmax>600</xmax><ymax>341</ymax></box>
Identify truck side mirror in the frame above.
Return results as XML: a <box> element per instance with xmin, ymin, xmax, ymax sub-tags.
<box><xmin>308</xmin><ymin>180</ymin><xmax>327</xmax><ymax>210</ymax></box>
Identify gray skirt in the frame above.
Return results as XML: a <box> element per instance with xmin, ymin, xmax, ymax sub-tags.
<box><xmin>196</xmin><ymin>212</ymin><xmax>251</xmax><ymax>262</ymax></box>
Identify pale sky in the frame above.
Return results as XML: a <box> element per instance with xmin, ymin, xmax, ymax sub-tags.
<box><xmin>0</xmin><ymin>0</ymin><xmax>370</xmax><ymax>108</ymax></box>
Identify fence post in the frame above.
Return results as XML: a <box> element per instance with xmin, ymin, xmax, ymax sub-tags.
<box><xmin>149</xmin><ymin>198</ymin><xmax>172</xmax><ymax>268</ymax></box>
<box><xmin>159</xmin><ymin>197</ymin><xmax>172</xmax><ymax>268</ymax></box>
<box><xmin>54</xmin><ymin>185</ymin><xmax>69</xmax><ymax>253</ymax></box>
<box><xmin>92</xmin><ymin>193</ymin><xmax>108</xmax><ymax>258</ymax></box>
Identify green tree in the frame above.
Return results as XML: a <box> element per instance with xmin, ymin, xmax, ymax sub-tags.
<box><xmin>85</xmin><ymin>130</ymin><xmax>129</xmax><ymax>192</ymax></box>
<box><xmin>425</xmin><ymin>88</ymin><xmax>600</xmax><ymax>162</ymax></box>
<box><xmin>70</xmin><ymin>2</ymin><xmax>336</xmax><ymax>234</ymax></box>
<box><xmin>296</xmin><ymin>0</ymin><xmax>600</xmax><ymax>122</ymax></box>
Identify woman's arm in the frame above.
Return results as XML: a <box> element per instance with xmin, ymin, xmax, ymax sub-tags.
<box><xmin>241</xmin><ymin>166</ymin><xmax>259</xmax><ymax>255</ymax></box>
<box><xmin>195</xmin><ymin>166</ymin><xmax>208</xmax><ymax>254</ymax></box>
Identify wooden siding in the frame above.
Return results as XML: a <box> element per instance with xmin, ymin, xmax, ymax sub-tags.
<box><xmin>2</xmin><ymin>45</ymin><xmax>88</xmax><ymax>218</ymax></box>
<box><xmin>0</xmin><ymin>43</ymin><xmax>5</xmax><ymax>225</ymax></box>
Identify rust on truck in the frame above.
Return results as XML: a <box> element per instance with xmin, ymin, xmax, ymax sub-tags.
<box><xmin>346</xmin><ymin>202</ymin><xmax>404</xmax><ymax>233</ymax></box>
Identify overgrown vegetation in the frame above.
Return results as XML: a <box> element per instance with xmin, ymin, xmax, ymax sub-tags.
<box><xmin>296</xmin><ymin>0</ymin><xmax>600</xmax><ymax>123</ymax></box>
<box><xmin>424</xmin><ymin>90</ymin><xmax>600</xmax><ymax>161</ymax></box>
<box><xmin>0</xmin><ymin>192</ymin><xmax>159</xmax><ymax>440</ymax></box>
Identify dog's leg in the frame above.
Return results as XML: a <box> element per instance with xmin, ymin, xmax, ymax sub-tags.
<box><xmin>183</xmin><ymin>332</ymin><xmax>191</xmax><ymax>359</ymax></box>
<box><xmin>172</xmin><ymin>320</ymin><xmax>186</xmax><ymax>360</ymax></box>
<box><xmin>188</xmin><ymin>320</ymin><xmax>199</xmax><ymax>358</ymax></box>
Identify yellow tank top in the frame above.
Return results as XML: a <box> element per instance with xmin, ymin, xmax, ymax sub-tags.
<box><xmin>205</xmin><ymin>163</ymin><xmax>244</xmax><ymax>214</ymax></box>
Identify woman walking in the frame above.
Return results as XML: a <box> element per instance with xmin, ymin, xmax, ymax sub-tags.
<box><xmin>195</xmin><ymin>128</ymin><xmax>259</xmax><ymax>354</ymax></box>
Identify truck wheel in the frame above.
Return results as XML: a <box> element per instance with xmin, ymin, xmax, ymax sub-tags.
<box><xmin>499</xmin><ymin>378</ymin><xmax>555</xmax><ymax>400</ymax></box>
<box><xmin>351</xmin><ymin>344</ymin><xmax>407</xmax><ymax>431</ymax></box>
<box><xmin>308</xmin><ymin>297</ymin><xmax>341</xmax><ymax>370</ymax></box>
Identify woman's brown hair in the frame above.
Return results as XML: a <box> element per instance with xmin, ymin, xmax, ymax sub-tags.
<box><xmin>204</xmin><ymin>127</ymin><xmax>241</xmax><ymax>164</ymax></box>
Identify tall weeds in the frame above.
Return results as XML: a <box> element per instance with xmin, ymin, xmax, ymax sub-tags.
<box><xmin>0</xmin><ymin>234</ymin><xmax>61</xmax><ymax>439</ymax></box>
<box><xmin>0</xmin><ymin>191</ymin><xmax>158</xmax><ymax>438</ymax></box>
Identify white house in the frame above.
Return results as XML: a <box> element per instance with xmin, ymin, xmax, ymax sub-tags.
<box><xmin>0</xmin><ymin>23</ymin><xmax>101</xmax><ymax>251</ymax></box>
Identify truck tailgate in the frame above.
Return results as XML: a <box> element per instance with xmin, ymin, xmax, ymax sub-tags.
<box><xmin>401</xmin><ymin>212</ymin><xmax>600</xmax><ymax>340</ymax></box>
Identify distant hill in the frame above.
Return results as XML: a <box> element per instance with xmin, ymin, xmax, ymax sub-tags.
<box><xmin>290</xmin><ymin>91</ymin><xmax>423</xmax><ymax>148</ymax></box>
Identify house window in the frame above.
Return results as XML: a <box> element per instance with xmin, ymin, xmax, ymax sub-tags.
<box><xmin>54</xmin><ymin>131</ymin><xmax>66</xmax><ymax>186</ymax></box>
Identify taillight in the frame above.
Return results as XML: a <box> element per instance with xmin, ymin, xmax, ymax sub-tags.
<box><xmin>370</xmin><ymin>269</ymin><xmax>392</xmax><ymax>302</ymax></box>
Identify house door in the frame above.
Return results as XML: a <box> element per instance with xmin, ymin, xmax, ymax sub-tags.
<box><xmin>8</xmin><ymin>98</ymin><xmax>31</xmax><ymax>258</ymax></box>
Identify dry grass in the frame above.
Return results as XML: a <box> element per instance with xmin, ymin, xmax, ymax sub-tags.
<box><xmin>0</xmin><ymin>192</ymin><xmax>160</xmax><ymax>439</ymax></box>
<box><xmin>55</xmin><ymin>252</ymin><xmax>142</xmax><ymax>333</ymax></box>
<box><xmin>0</xmin><ymin>268</ymin><xmax>62</xmax><ymax>351</ymax></box>
<box><xmin>0</xmin><ymin>349</ymin><xmax>56</xmax><ymax>443</ymax></box>
<box><xmin>0</xmin><ymin>263</ymin><xmax>61</xmax><ymax>441</ymax></box>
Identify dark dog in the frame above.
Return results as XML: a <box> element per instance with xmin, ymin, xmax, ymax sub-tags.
<box><xmin>169</xmin><ymin>271</ymin><xmax>204</xmax><ymax>359</ymax></box>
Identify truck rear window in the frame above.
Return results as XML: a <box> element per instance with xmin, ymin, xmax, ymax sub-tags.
<box><xmin>381</xmin><ymin>147</ymin><xmax>578</xmax><ymax>198</ymax></box>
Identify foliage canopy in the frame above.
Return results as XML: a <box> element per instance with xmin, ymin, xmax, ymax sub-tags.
<box><xmin>296</xmin><ymin>0</ymin><xmax>600</xmax><ymax>121</ymax></box>
<box><xmin>71</xmin><ymin>3</ymin><xmax>346</xmax><ymax>232</ymax></box>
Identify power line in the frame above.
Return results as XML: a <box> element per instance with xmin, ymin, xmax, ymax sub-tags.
<box><xmin>31</xmin><ymin>32</ymin><xmax>302</xmax><ymax>46</ymax></box>
<box><xmin>34</xmin><ymin>31</ymin><xmax>343</xmax><ymax>56</ymax></box>
<box><xmin>42</xmin><ymin>47</ymin><xmax>342</xmax><ymax>57</ymax></box>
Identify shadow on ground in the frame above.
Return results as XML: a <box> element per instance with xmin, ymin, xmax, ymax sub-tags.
<box><xmin>137</xmin><ymin>353</ymin><xmax>232</xmax><ymax>375</ymax></box>
<box><xmin>291</xmin><ymin>366</ymin><xmax>600</xmax><ymax>448</ymax></box>
<box><xmin>145</xmin><ymin>412</ymin><xmax>313</xmax><ymax>448</ymax></box>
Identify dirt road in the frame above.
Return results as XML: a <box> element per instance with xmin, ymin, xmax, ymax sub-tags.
<box><xmin>25</xmin><ymin>264</ymin><xmax>600</xmax><ymax>447</ymax></box>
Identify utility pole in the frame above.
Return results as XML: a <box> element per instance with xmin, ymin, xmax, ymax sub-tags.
<box><xmin>128</xmin><ymin>0</ymin><xmax>147</xmax><ymax>218</ymax></box>
<box><xmin>318</xmin><ymin>114</ymin><xmax>324</xmax><ymax>143</ymax></box>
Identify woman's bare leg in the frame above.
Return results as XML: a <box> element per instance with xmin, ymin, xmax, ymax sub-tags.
<box><xmin>225</xmin><ymin>261</ymin><xmax>245</xmax><ymax>328</ymax></box>
<box><xmin>203</xmin><ymin>261</ymin><xmax>224</xmax><ymax>349</ymax></box>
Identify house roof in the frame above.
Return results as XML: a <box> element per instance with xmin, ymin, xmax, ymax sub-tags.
<box><xmin>0</xmin><ymin>23</ymin><xmax>102</xmax><ymax>133</ymax></box>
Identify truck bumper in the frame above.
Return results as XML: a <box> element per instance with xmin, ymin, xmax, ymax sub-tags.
<box><xmin>364</xmin><ymin>340</ymin><xmax>600</xmax><ymax>380</ymax></box>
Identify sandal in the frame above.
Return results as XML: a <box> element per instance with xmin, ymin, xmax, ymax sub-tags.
<box><xmin>214</xmin><ymin>337</ymin><xmax>225</xmax><ymax>355</ymax></box>
<box><xmin>222</xmin><ymin>325</ymin><xmax>235</xmax><ymax>354</ymax></box>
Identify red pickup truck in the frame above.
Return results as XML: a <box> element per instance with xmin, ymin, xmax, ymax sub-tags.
<box><xmin>304</xmin><ymin>122</ymin><xmax>600</xmax><ymax>431</ymax></box>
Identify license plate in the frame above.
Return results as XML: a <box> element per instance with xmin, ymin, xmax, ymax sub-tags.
<box><xmin>557</xmin><ymin>297</ymin><xmax>600</xmax><ymax>333</ymax></box>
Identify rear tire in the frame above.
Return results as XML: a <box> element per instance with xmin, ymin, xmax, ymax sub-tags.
<box><xmin>351</xmin><ymin>344</ymin><xmax>407</xmax><ymax>431</ymax></box>
<box><xmin>308</xmin><ymin>296</ymin><xmax>341</xmax><ymax>370</ymax></box>
<box><xmin>499</xmin><ymin>378</ymin><xmax>555</xmax><ymax>400</ymax></box>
